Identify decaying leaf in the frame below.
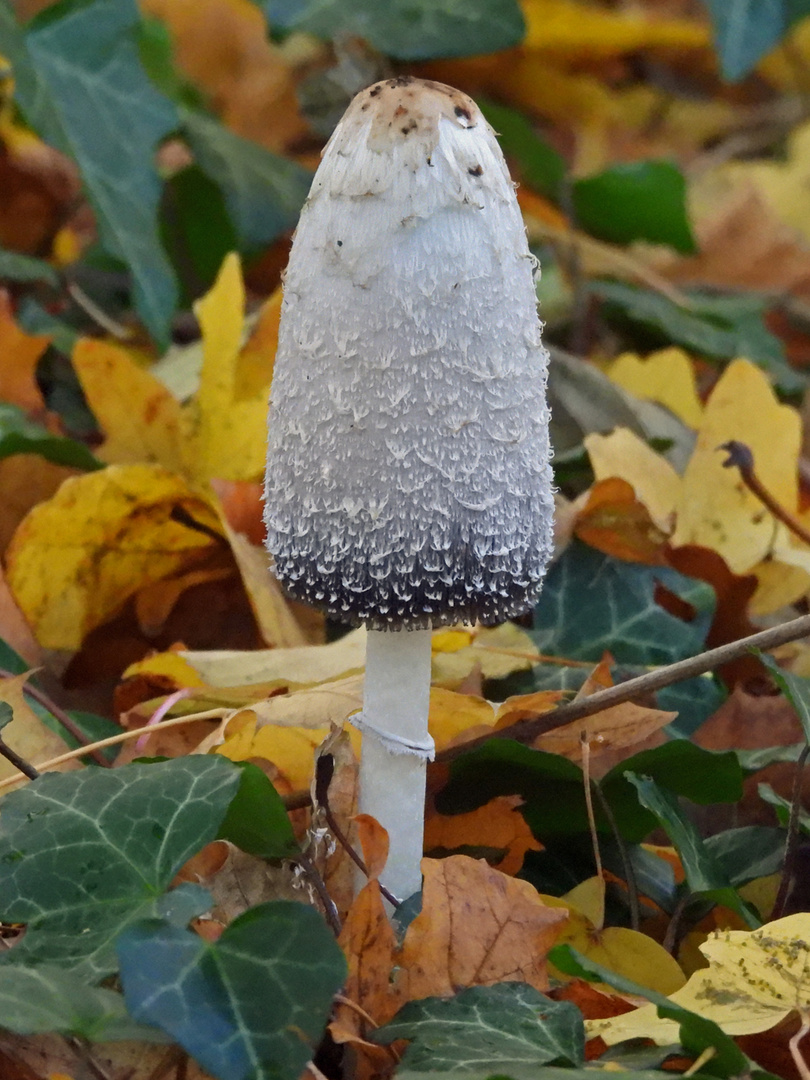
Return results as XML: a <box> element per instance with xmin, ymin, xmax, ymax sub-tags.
<box><xmin>5</xmin><ymin>464</ymin><xmax>224</xmax><ymax>651</ymax></box>
<box><xmin>0</xmin><ymin>671</ymin><xmax>77</xmax><ymax>784</ymax></box>
<box><xmin>589</xmin><ymin>912</ymin><xmax>810</xmax><ymax>1044</ymax></box>
<box><xmin>395</xmin><ymin>855</ymin><xmax>568</xmax><ymax>999</ymax></box>
<box><xmin>605</xmin><ymin>347</ymin><xmax>703</xmax><ymax>430</ymax></box>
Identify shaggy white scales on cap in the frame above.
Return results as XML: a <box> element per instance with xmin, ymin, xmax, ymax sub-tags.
<box><xmin>264</xmin><ymin>76</ymin><xmax>554</xmax><ymax>903</ymax></box>
<box><xmin>264</xmin><ymin>76</ymin><xmax>554</xmax><ymax>630</ymax></box>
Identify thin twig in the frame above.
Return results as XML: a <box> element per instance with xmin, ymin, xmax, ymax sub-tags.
<box><xmin>0</xmin><ymin>708</ymin><xmax>229</xmax><ymax>792</ymax></box>
<box><xmin>66</xmin><ymin>281</ymin><xmax>133</xmax><ymax>341</ymax></box>
<box><xmin>436</xmin><ymin>612</ymin><xmax>810</xmax><ymax>762</ymax></box>
<box><xmin>662</xmin><ymin>890</ymin><xmax>691</xmax><ymax>956</ymax></box>
<box><xmin>721</xmin><ymin>441</ymin><xmax>810</xmax><ymax>548</ymax></box>
<box><xmin>294</xmin><ymin>851</ymin><xmax>342</xmax><ymax>935</ymax></box>
<box><xmin>0</xmin><ymin>666</ymin><xmax>111</xmax><ymax>768</ymax></box>
<box><xmin>0</xmin><ymin>736</ymin><xmax>38</xmax><ymax>779</ymax></box>
<box><xmin>580</xmin><ymin>734</ymin><xmax>603</xmax><ymax>884</ymax></box>
<box><xmin>593</xmin><ymin>781</ymin><xmax>640</xmax><ymax>932</ymax></box>
<box><xmin>790</xmin><ymin>1013</ymin><xmax>810</xmax><ymax>1080</ymax></box>
<box><xmin>773</xmin><ymin>743</ymin><xmax>810</xmax><ymax>919</ymax></box>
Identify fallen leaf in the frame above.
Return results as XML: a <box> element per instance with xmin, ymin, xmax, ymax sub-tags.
<box><xmin>431</xmin><ymin>623</ymin><xmax>539</xmax><ymax>687</ymax></box>
<box><xmin>312</xmin><ymin>727</ymin><xmax>360</xmax><ymax>921</ymax></box>
<box><xmin>585</xmin><ymin>427</ymin><xmax>681</xmax><ymax>533</ymax></box>
<box><xmin>220</xmin><ymin>518</ymin><xmax>309</xmax><ymax>648</ymax></box>
<box><xmin>0</xmin><ymin>564</ymin><xmax>42</xmax><ymax>667</ymax></box>
<box><xmin>606</xmin><ymin>347</ymin><xmax>703</xmax><ymax>429</ymax></box>
<box><xmin>0</xmin><ymin>292</ymin><xmax>50</xmax><ymax>417</ymax></box>
<box><xmin>424</xmin><ymin>795</ymin><xmax>542</xmax><ymax>876</ymax></box>
<box><xmin>0</xmin><ymin>671</ymin><xmax>78</xmax><ymax>784</ymax></box>
<box><xmin>671</xmin><ymin>359</ymin><xmax>801</xmax><ymax>574</ymax></box>
<box><xmin>5</xmin><ymin>464</ymin><xmax>224</xmax><ymax>650</ymax></box>
<box><xmin>180</xmin><ymin>628</ymin><xmax>367</xmax><ymax>687</ymax></box>
<box><xmin>543</xmin><ymin>884</ymin><xmax>686</xmax><ymax>996</ymax></box>
<box><xmin>187</xmin><ymin>253</ymin><xmax>273</xmax><ymax>483</ymax></box>
<box><xmin>395</xmin><ymin>855</ymin><xmax>567</xmax><ymax>999</ymax></box>
<box><xmin>589</xmin><ymin>912</ymin><xmax>810</xmax><ymax>1044</ymax></box>
<box><xmin>429</xmin><ymin>688</ymin><xmax>496</xmax><ymax>751</ymax></box>
<box><xmin>72</xmin><ymin>339</ymin><xmax>187</xmax><ymax>473</ymax></box>
<box><xmin>574</xmin><ymin>477</ymin><xmax>669</xmax><ymax>564</ymax></box>
<box><xmin>142</xmin><ymin>0</ymin><xmax>308</xmax><ymax>153</ymax></box>
<box><xmin>0</xmin><ymin>455</ymin><xmax>79</xmax><ymax>559</ymax></box>
<box><xmin>651</xmin><ymin>187</ymin><xmax>810</xmax><ymax>305</ymax></box>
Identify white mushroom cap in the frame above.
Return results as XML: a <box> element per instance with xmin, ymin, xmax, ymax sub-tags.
<box><xmin>264</xmin><ymin>76</ymin><xmax>554</xmax><ymax>629</ymax></box>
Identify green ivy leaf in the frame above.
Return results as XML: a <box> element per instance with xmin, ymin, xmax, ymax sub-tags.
<box><xmin>118</xmin><ymin>901</ymin><xmax>347</xmax><ymax>1080</ymax></box>
<box><xmin>4</xmin><ymin>0</ymin><xmax>180</xmax><ymax>347</ymax></box>
<box><xmin>182</xmin><ymin>110</ymin><xmax>312</xmax><ymax>251</ymax></box>
<box><xmin>217</xmin><ymin>761</ymin><xmax>300</xmax><ymax>860</ymax></box>
<box><xmin>372</xmin><ymin>983</ymin><xmax>584</xmax><ymax>1071</ymax></box>
<box><xmin>592</xmin><ymin>281</ymin><xmax>805</xmax><ymax>394</ymax></box>
<box><xmin>572</xmin><ymin>161</ymin><xmax>695</xmax><ymax>253</ymax></box>
<box><xmin>530</xmin><ymin>540</ymin><xmax>715</xmax><ymax>666</ymax></box>
<box><xmin>702</xmin><ymin>0</ymin><xmax>810</xmax><ymax>82</ymax></box>
<box><xmin>758</xmin><ymin>654</ymin><xmax>810</xmax><ymax>744</ymax></box>
<box><xmin>0</xmin><ymin>756</ymin><xmax>240</xmax><ymax>979</ymax></box>
<box><xmin>624</xmin><ymin>772</ymin><xmax>760</xmax><ymax>927</ymax></box>
<box><xmin>263</xmin><ymin>0</ymin><xmax>526</xmax><ymax>59</ymax></box>
<box><xmin>0</xmin><ymin>403</ymin><xmax>101</xmax><ymax>471</ymax></box>
<box><xmin>0</xmin><ymin>964</ymin><xmax>169</xmax><ymax>1042</ymax></box>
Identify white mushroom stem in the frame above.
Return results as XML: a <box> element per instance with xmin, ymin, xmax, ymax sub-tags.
<box><xmin>356</xmin><ymin>627</ymin><xmax>434</xmax><ymax>902</ymax></box>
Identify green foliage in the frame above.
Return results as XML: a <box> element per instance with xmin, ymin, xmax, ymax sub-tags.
<box><xmin>436</xmin><ymin>738</ymin><xmax>743</xmax><ymax>844</ymax></box>
<box><xmin>480</xmin><ymin>103</ymin><xmax>695</xmax><ymax>251</ymax></box>
<box><xmin>592</xmin><ymin>281</ymin><xmax>805</xmax><ymax>395</ymax></box>
<box><xmin>118</xmin><ymin>901</ymin><xmax>347</xmax><ymax>1080</ymax></box>
<box><xmin>373</xmin><ymin>983</ymin><xmax>584</xmax><ymax>1072</ymax></box>
<box><xmin>263</xmin><ymin>0</ymin><xmax>526</xmax><ymax>60</ymax></box>
<box><xmin>0</xmin><ymin>964</ymin><xmax>169</xmax><ymax>1042</ymax></box>
<box><xmin>0</xmin><ymin>756</ymin><xmax>240</xmax><ymax>978</ymax></box>
<box><xmin>530</xmin><ymin>540</ymin><xmax>715</xmax><ymax>666</ymax></box>
<box><xmin>625</xmin><ymin>773</ymin><xmax>759</xmax><ymax>926</ymax></box>
<box><xmin>0</xmin><ymin>402</ymin><xmax>101</xmax><ymax>470</ymax></box>
<box><xmin>548</xmin><ymin>947</ymin><xmax>779</xmax><ymax>1080</ymax></box>
<box><xmin>0</xmin><ymin>247</ymin><xmax>60</xmax><ymax>287</ymax></box>
<box><xmin>10</xmin><ymin>0</ymin><xmax>180</xmax><ymax>348</ymax></box>
<box><xmin>702</xmin><ymin>0</ymin><xmax>810</xmax><ymax>81</ymax></box>
<box><xmin>217</xmin><ymin>760</ymin><xmax>300</xmax><ymax>860</ymax></box>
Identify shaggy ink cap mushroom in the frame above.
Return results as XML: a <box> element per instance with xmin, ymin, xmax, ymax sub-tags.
<box><xmin>264</xmin><ymin>76</ymin><xmax>554</xmax><ymax>630</ymax></box>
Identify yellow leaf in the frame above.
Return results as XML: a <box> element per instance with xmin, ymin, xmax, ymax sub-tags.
<box><xmin>180</xmin><ymin>627</ymin><xmax>367</xmax><ymax>687</ymax></box>
<box><xmin>543</xmin><ymin>885</ymin><xmax>686</xmax><ymax>996</ymax></box>
<box><xmin>585</xmin><ymin>428</ymin><xmax>680</xmax><ymax>534</ymax></box>
<box><xmin>606</xmin><ymin>347</ymin><xmax>703</xmax><ymax>429</ymax></box>
<box><xmin>72</xmin><ymin>338</ymin><xmax>187</xmax><ymax>472</ymax></box>
<box><xmin>431</xmin><ymin>622</ymin><xmax>538</xmax><ymax>687</ymax></box>
<box><xmin>429</xmin><ymin>688</ymin><xmax>496</xmax><ymax>751</ymax></box>
<box><xmin>122</xmin><ymin>651</ymin><xmax>206</xmax><ymax>687</ymax></box>
<box><xmin>188</xmin><ymin>253</ymin><xmax>275</xmax><ymax>483</ymax></box>
<box><xmin>432</xmin><ymin>628</ymin><xmax>474</xmax><ymax>653</ymax></box>
<box><xmin>590</xmin><ymin>912</ymin><xmax>810</xmax><ymax>1044</ymax></box>
<box><xmin>5</xmin><ymin>464</ymin><xmax>222</xmax><ymax>650</ymax></box>
<box><xmin>0</xmin><ymin>292</ymin><xmax>50</xmax><ymax>416</ymax></box>
<box><xmin>217</xmin><ymin>708</ymin><xmax>361</xmax><ymax>791</ymax></box>
<box><xmin>0</xmin><ymin>671</ymin><xmax>77</xmax><ymax>785</ymax></box>
<box><xmin>714</xmin><ymin>120</ymin><xmax>810</xmax><ymax>247</ymax></box>
<box><xmin>564</xmin><ymin>875</ymin><xmax>605</xmax><ymax>930</ymax></box>
<box><xmin>671</xmin><ymin>359</ymin><xmax>801</xmax><ymax>574</ymax></box>
<box><xmin>220</xmin><ymin>518</ymin><xmax>309</xmax><ymax>648</ymax></box>
<box><xmin>522</xmin><ymin>0</ymin><xmax>709</xmax><ymax>57</ymax></box>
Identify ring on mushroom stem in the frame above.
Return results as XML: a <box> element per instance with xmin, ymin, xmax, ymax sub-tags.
<box><xmin>264</xmin><ymin>76</ymin><xmax>554</xmax><ymax>903</ymax></box>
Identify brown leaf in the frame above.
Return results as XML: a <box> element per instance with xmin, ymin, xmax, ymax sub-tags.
<box><xmin>575</xmin><ymin>477</ymin><xmax>669</xmax><ymax>565</ymax></box>
<box><xmin>312</xmin><ymin>727</ymin><xmax>360</xmax><ymax>922</ymax></box>
<box><xmin>395</xmin><ymin>855</ymin><xmax>567</xmax><ymax>999</ymax></box>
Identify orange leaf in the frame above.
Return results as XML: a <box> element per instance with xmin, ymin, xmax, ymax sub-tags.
<box><xmin>0</xmin><ymin>291</ymin><xmax>50</xmax><ymax>416</ymax></box>
<box><xmin>424</xmin><ymin>795</ymin><xmax>541</xmax><ymax>876</ymax></box>
<box><xmin>575</xmin><ymin>477</ymin><xmax>669</xmax><ymax>565</ymax></box>
<box><xmin>395</xmin><ymin>855</ymin><xmax>567</xmax><ymax>999</ymax></box>
<box><xmin>354</xmin><ymin>813</ymin><xmax>389</xmax><ymax>883</ymax></box>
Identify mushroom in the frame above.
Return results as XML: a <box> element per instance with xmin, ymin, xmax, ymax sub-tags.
<box><xmin>264</xmin><ymin>76</ymin><xmax>554</xmax><ymax>903</ymax></box>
